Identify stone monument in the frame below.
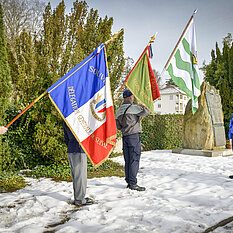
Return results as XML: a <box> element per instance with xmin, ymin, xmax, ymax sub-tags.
<box><xmin>173</xmin><ymin>82</ymin><xmax>232</xmax><ymax>157</ymax></box>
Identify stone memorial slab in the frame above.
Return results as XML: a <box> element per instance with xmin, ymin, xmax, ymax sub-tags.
<box><xmin>205</xmin><ymin>88</ymin><xmax>226</xmax><ymax>147</ymax></box>
<box><xmin>181</xmin><ymin>82</ymin><xmax>228</xmax><ymax>155</ymax></box>
<box><xmin>213</xmin><ymin>126</ymin><xmax>226</xmax><ymax>147</ymax></box>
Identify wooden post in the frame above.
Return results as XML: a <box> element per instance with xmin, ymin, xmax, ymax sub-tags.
<box><xmin>5</xmin><ymin>91</ymin><xmax>48</xmax><ymax>128</ymax></box>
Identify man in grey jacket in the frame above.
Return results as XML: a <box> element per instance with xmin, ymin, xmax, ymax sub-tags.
<box><xmin>115</xmin><ymin>90</ymin><xmax>150</xmax><ymax>191</ymax></box>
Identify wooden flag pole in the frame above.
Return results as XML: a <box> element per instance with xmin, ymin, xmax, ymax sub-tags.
<box><xmin>161</xmin><ymin>9</ymin><xmax>198</xmax><ymax>75</ymax></box>
<box><xmin>113</xmin><ymin>33</ymin><xmax>158</xmax><ymax>101</ymax></box>
<box><xmin>104</xmin><ymin>29</ymin><xmax>124</xmax><ymax>45</ymax></box>
<box><xmin>5</xmin><ymin>91</ymin><xmax>48</xmax><ymax>128</ymax></box>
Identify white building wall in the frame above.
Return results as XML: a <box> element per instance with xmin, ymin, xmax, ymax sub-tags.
<box><xmin>154</xmin><ymin>86</ymin><xmax>190</xmax><ymax>115</ymax></box>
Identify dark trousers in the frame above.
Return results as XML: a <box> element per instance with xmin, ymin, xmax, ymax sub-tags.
<box><xmin>123</xmin><ymin>133</ymin><xmax>141</xmax><ymax>185</ymax></box>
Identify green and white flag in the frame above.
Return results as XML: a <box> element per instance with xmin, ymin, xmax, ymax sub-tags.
<box><xmin>166</xmin><ymin>18</ymin><xmax>201</xmax><ymax>114</ymax></box>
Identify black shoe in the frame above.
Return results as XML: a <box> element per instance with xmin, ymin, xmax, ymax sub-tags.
<box><xmin>229</xmin><ymin>175</ymin><xmax>233</xmax><ymax>179</ymax></box>
<box><xmin>128</xmin><ymin>184</ymin><xmax>146</xmax><ymax>191</ymax></box>
<box><xmin>74</xmin><ymin>197</ymin><xmax>97</xmax><ymax>206</ymax></box>
<box><xmin>85</xmin><ymin>197</ymin><xmax>97</xmax><ymax>205</ymax></box>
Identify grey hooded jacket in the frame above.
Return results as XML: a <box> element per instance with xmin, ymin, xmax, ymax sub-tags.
<box><xmin>115</xmin><ymin>100</ymin><xmax>150</xmax><ymax>136</ymax></box>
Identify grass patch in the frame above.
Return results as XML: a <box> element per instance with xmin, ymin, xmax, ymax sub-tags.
<box><xmin>22</xmin><ymin>164</ymin><xmax>73</xmax><ymax>182</ymax></box>
<box><xmin>109</xmin><ymin>152</ymin><xmax>123</xmax><ymax>158</ymax></box>
<box><xmin>22</xmin><ymin>156</ymin><xmax>125</xmax><ymax>181</ymax></box>
<box><xmin>87</xmin><ymin>159</ymin><xmax>125</xmax><ymax>179</ymax></box>
<box><xmin>1</xmin><ymin>155</ymin><xmax>125</xmax><ymax>193</ymax></box>
<box><xmin>0</xmin><ymin>170</ymin><xmax>27</xmax><ymax>193</ymax></box>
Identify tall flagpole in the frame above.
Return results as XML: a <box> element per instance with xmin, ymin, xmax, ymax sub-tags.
<box><xmin>5</xmin><ymin>91</ymin><xmax>48</xmax><ymax>128</ymax></box>
<box><xmin>161</xmin><ymin>9</ymin><xmax>198</xmax><ymax>76</ymax></box>
<box><xmin>114</xmin><ymin>33</ymin><xmax>158</xmax><ymax>101</ymax></box>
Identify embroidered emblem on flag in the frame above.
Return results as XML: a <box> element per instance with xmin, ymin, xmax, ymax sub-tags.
<box><xmin>90</xmin><ymin>94</ymin><xmax>106</xmax><ymax>121</ymax></box>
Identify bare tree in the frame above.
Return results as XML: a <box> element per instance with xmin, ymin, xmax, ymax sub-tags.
<box><xmin>123</xmin><ymin>56</ymin><xmax>134</xmax><ymax>79</ymax></box>
<box><xmin>1</xmin><ymin>0</ymin><xmax>45</xmax><ymax>47</ymax></box>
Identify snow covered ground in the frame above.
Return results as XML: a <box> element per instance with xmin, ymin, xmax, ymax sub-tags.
<box><xmin>1</xmin><ymin>150</ymin><xmax>233</xmax><ymax>233</ymax></box>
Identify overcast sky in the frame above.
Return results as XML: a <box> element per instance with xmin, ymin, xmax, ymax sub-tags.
<box><xmin>46</xmin><ymin>0</ymin><xmax>233</xmax><ymax>81</ymax></box>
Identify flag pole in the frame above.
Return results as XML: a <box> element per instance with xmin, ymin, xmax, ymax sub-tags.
<box><xmin>104</xmin><ymin>29</ymin><xmax>124</xmax><ymax>45</ymax></box>
<box><xmin>161</xmin><ymin>9</ymin><xmax>198</xmax><ymax>76</ymax></box>
<box><xmin>5</xmin><ymin>91</ymin><xmax>48</xmax><ymax>128</ymax></box>
<box><xmin>113</xmin><ymin>33</ymin><xmax>158</xmax><ymax>101</ymax></box>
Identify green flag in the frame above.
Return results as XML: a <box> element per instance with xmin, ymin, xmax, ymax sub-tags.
<box><xmin>126</xmin><ymin>51</ymin><xmax>160</xmax><ymax>113</ymax></box>
<box><xmin>166</xmin><ymin>18</ymin><xmax>201</xmax><ymax>114</ymax></box>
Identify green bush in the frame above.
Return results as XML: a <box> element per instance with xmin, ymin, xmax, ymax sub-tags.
<box><xmin>141</xmin><ymin>114</ymin><xmax>183</xmax><ymax>150</ymax></box>
<box><xmin>2</xmin><ymin>105</ymin><xmax>68</xmax><ymax>171</ymax></box>
<box><xmin>34</xmin><ymin>114</ymin><xmax>68</xmax><ymax>166</ymax></box>
<box><xmin>2</xmin><ymin>106</ymin><xmax>41</xmax><ymax>170</ymax></box>
<box><xmin>0</xmin><ymin>138</ymin><xmax>12</xmax><ymax>171</ymax></box>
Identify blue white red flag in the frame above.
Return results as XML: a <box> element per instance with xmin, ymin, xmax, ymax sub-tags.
<box><xmin>47</xmin><ymin>44</ymin><xmax>117</xmax><ymax>167</ymax></box>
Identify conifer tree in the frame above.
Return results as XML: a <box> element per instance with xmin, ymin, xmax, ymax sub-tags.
<box><xmin>64</xmin><ymin>0</ymin><xmax>87</xmax><ymax>69</ymax></box>
<box><xmin>0</xmin><ymin>3</ymin><xmax>12</xmax><ymax>170</ymax></box>
<box><xmin>0</xmin><ymin>3</ymin><xmax>11</xmax><ymax>123</ymax></box>
<box><xmin>202</xmin><ymin>33</ymin><xmax>233</xmax><ymax>135</ymax></box>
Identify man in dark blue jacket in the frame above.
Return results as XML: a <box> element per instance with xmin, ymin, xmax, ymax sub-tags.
<box><xmin>63</xmin><ymin>121</ymin><xmax>94</xmax><ymax>205</ymax></box>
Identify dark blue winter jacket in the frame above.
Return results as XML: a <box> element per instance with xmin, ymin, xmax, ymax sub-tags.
<box><xmin>63</xmin><ymin>121</ymin><xmax>84</xmax><ymax>153</ymax></box>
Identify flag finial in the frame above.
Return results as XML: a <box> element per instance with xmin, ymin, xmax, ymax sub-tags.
<box><xmin>104</xmin><ymin>29</ymin><xmax>124</xmax><ymax>45</ymax></box>
<box><xmin>147</xmin><ymin>32</ymin><xmax>158</xmax><ymax>46</ymax></box>
<box><xmin>193</xmin><ymin>8</ymin><xmax>198</xmax><ymax>15</ymax></box>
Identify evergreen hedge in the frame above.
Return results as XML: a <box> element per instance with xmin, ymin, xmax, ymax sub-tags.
<box><xmin>141</xmin><ymin>114</ymin><xmax>183</xmax><ymax>151</ymax></box>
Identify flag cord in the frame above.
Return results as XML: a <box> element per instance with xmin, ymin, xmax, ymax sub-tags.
<box><xmin>163</xmin><ymin>9</ymin><xmax>198</xmax><ymax>71</ymax></box>
<box><xmin>113</xmin><ymin>33</ymin><xmax>158</xmax><ymax>101</ymax></box>
<box><xmin>5</xmin><ymin>91</ymin><xmax>48</xmax><ymax>128</ymax></box>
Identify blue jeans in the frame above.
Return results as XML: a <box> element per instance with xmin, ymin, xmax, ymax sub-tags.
<box><xmin>123</xmin><ymin>133</ymin><xmax>141</xmax><ymax>185</ymax></box>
